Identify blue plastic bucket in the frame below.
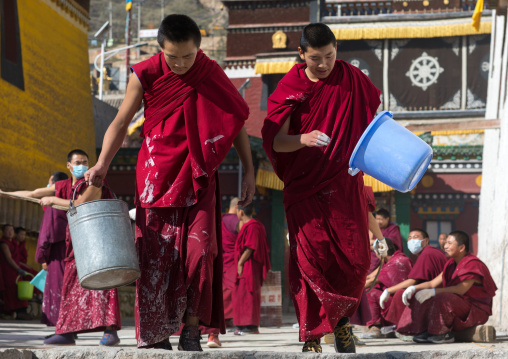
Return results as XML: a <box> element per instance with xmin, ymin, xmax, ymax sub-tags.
<box><xmin>30</xmin><ymin>269</ymin><xmax>47</xmax><ymax>293</ymax></box>
<box><xmin>349</xmin><ymin>111</ymin><xmax>433</xmax><ymax>192</ymax></box>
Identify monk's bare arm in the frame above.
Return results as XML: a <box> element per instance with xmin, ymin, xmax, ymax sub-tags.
<box><xmin>386</xmin><ymin>278</ymin><xmax>418</xmax><ymax>294</ymax></box>
<box><xmin>273</xmin><ymin>116</ymin><xmax>331</xmax><ymax>152</ymax></box>
<box><xmin>39</xmin><ymin>196</ymin><xmax>69</xmax><ymax>208</ymax></box>
<box><xmin>238</xmin><ymin>248</ymin><xmax>254</xmax><ymax>266</ymax></box>
<box><xmin>364</xmin><ymin>271</ymin><xmax>379</xmax><ymax>288</ymax></box>
<box><xmin>74</xmin><ymin>185</ymin><xmax>102</xmax><ymax>205</ymax></box>
<box><xmin>435</xmin><ymin>278</ymin><xmax>476</xmax><ymax>296</ymax></box>
<box><xmin>86</xmin><ymin>74</ymin><xmax>144</xmax><ymax>187</ymax></box>
<box><xmin>0</xmin><ymin>185</ymin><xmax>55</xmax><ymax>199</ymax></box>
<box><xmin>368</xmin><ymin>212</ymin><xmax>384</xmax><ymax>240</ymax></box>
<box><xmin>414</xmin><ymin>273</ymin><xmax>443</xmax><ymax>291</ymax></box>
<box><xmin>39</xmin><ymin>185</ymin><xmax>102</xmax><ymax>209</ymax></box>
<box><xmin>233</xmin><ymin>127</ymin><xmax>255</xmax><ymax>206</ymax></box>
<box><xmin>237</xmin><ymin>248</ymin><xmax>254</xmax><ymax>276</ymax></box>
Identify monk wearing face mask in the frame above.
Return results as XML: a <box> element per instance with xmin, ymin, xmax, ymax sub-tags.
<box><xmin>380</xmin><ymin>229</ymin><xmax>447</xmax><ymax>329</ymax></box>
<box><xmin>0</xmin><ymin>149</ymin><xmax>121</xmax><ymax>346</ymax></box>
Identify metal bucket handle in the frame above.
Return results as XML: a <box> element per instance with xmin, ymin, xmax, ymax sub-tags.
<box><xmin>68</xmin><ymin>180</ymin><xmax>117</xmax><ymax>217</ymax></box>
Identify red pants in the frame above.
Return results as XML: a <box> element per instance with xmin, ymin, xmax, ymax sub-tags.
<box><xmin>134</xmin><ymin>178</ymin><xmax>223</xmax><ymax>347</ymax></box>
<box><xmin>397</xmin><ymin>293</ymin><xmax>490</xmax><ymax>335</ymax></box>
<box><xmin>55</xmin><ymin>260</ymin><xmax>121</xmax><ymax>334</ymax></box>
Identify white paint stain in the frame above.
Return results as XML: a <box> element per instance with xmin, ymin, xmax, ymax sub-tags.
<box><xmin>146</xmin><ymin>136</ymin><xmax>154</xmax><ymax>153</ymax></box>
<box><xmin>204</xmin><ymin>135</ymin><xmax>224</xmax><ymax>145</ymax></box>
<box><xmin>139</xmin><ymin>174</ymin><xmax>155</xmax><ymax>204</ymax></box>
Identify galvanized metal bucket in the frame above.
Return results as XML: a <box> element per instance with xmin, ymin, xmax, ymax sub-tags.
<box><xmin>66</xmin><ymin>182</ymin><xmax>140</xmax><ymax>290</ymax></box>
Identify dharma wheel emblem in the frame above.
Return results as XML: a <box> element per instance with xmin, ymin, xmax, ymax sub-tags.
<box><xmin>405</xmin><ymin>52</ymin><xmax>444</xmax><ymax>91</ymax></box>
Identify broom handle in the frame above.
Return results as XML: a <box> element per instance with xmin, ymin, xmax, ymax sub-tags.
<box><xmin>0</xmin><ymin>192</ymin><xmax>68</xmax><ymax>211</ymax></box>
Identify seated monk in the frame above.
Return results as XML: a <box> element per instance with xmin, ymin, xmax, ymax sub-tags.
<box><xmin>375</xmin><ymin>209</ymin><xmax>402</xmax><ymax>252</ymax></box>
<box><xmin>382</xmin><ymin>229</ymin><xmax>447</xmax><ymax>327</ymax></box>
<box><xmin>361</xmin><ymin>238</ymin><xmax>412</xmax><ymax>339</ymax></box>
<box><xmin>396</xmin><ymin>230</ymin><xmax>497</xmax><ymax>344</ymax></box>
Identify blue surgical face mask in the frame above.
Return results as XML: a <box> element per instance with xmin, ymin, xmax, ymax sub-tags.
<box><xmin>408</xmin><ymin>239</ymin><xmax>423</xmax><ymax>255</ymax></box>
<box><xmin>71</xmin><ymin>165</ymin><xmax>88</xmax><ymax>179</ymax></box>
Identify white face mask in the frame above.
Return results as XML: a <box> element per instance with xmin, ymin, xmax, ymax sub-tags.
<box><xmin>70</xmin><ymin>165</ymin><xmax>88</xmax><ymax>179</ymax></box>
<box><xmin>408</xmin><ymin>239</ymin><xmax>423</xmax><ymax>254</ymax></box>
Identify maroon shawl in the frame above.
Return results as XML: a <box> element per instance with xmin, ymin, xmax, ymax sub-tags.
<box><xmin>377</xmin><ymin>250</ymin><xmax>413</xmax><ymax>289</ymax></box>
<box><xmin>36</xmin><ymin>207</ymin><xmax>67</xmax><ymax>264</ymax></box>
<box><xmin>442</xmin><ymin>254</ymin><xmax>497</xmax><ymax>314</ymax></box>
<box><xmin>131</xmin><ymin>50</ymin><xmax>249</xmax><ymax>208</ymax></box>
<box><xmin>235</xmin><ymin>219</ymin><xmax>271</xmax><ymax>292</ymax></box>
<box><xmin>408</xmin><ymin>245</ymin><xmax>447</xmax><ymax>282</ymax></box>
<box><xmin>262</xmin><ymin>61</ymin><xmax>381</xmax><ymax>209</ymax></box>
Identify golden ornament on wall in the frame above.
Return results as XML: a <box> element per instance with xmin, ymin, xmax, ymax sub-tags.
<box><xmin>476</xmin><ymin>175</ymin><xmax>482</xmax><ymax>187</ymax></box>
<box><xmin>272</xmin><ymin>30</ymin><xmax>287</xmax><ymax>49</ymax></box>
<box><xmin>421</xmin><ymin>175</ymin><xmax>434</xmax><ymax>188</ymax></box>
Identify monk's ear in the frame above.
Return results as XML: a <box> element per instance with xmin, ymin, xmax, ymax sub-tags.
<box><xmin>298</xmin><ymin>47</ymin><xmax>305</xmax><ymax>61</ymax></box>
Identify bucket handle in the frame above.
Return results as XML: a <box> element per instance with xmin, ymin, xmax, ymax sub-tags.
<box><xmin>348</xmin><ymin>168</ymin><xmax>360</xmax><ymax>176</ymax></box>
<box><xmin>68</xmin><ymin>180</ymin><xmax>117</xmax><ymax>217</ymax></box>
<box><xmin>16</xmin><ymin>273</ymin><xmax>34</xmax><ymax>283</ymax></box>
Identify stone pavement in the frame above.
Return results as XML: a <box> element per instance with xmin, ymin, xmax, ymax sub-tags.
<box><xmin>1</xmin><ymin>319</ymin><xmax>507</xmax><ymax>358</ymax></box>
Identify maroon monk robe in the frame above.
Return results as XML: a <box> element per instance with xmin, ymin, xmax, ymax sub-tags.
<box><xmin>16</xmin><ymin>241</ymin><xmax>39</xmax><ymax>279</ymax></box>
<box><xmin>36</xmin><ymin>207</ymin><xmax>67</xmax><ymax>326</ymax></box>
<box><xmin>131</xmin><ymin>50</ymin><xmax>248</xmax><ymax>347</ymax></box>
<box><xmin>222</xmin><ymin>213</ymin><xmax>239</xmax><ymax>320</ymax></box>
<box><xmin>233</xmin><ymin>219</ymin><xmax>271</xmax><ymax>327</ymax></box>
<box><xmin>381</xmin><ymin>223</ymin><xmax>403</xmax><ymax>252</ymax></box>
<box><xmin>366</xmin><ymin>251</ymin><xmax>412</xmax><ymax>327</ymax></box>
<box><xmin>397</xmin><ymin>254</ymin><xmax>497</xmax><ymax>335</ymax></box>
<box><xmin>0</xmin><ymin>237</ymin><xmax>28</xmax><ymax>312</ymax></box>
<box><xmin>54</xmin><ymin>178</ymin><xmax>121</xmax><ymax>335</ymax></box>
<box><xmin>385</xmin><ymin>245</ymin><xmax>447</xmax><ymax>326</ymax></box>
<box><xmin>262</xmin><ymin>61</ymin><xmax>381</xmax><ymax>341</ymax></box>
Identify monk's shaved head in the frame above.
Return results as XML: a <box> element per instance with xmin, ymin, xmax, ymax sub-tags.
<box><xmin>158</xmin><ymin>14</ymin><xmax>201</xmax><ymax>49</ymax></box>
<box><xmin>449</xmin><ymin>230</ymin><xmax>470</xmax><ymax>252</ymax></box>
<box><xmin>300</xmin><ymin>23</ymin><xmax>336</xmax><ymax>53</ymax></box>
<box><xmin>229</xmin><ymin>197</ymin><xmax>239</xmax><ymax>209</ymax></box>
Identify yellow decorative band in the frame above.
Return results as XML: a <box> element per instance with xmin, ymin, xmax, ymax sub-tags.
<box><xmin>331</xmin><ymin>21</ymin><xmax>491</xmax><ymax>40</ymax></box>
<box><xmin>255</xmin><ymin>61</ymin><xmax>298</xmax><ymax>75</ymax></box>
<box><xmin>255</xmin><ymin>168</ymin><xmax>284</xmax><ymax>191</ymax></box>
<box><xmin>255</xmin><ymin>168</ymin><xmax>393</xmax><ymax>193</ymax></box>
<box><xmin>363</xmin><ymin>174</ymin><xmax>393</xmax><ymax>192</ymax></box>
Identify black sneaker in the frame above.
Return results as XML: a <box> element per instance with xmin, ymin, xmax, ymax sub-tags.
<box><xmin>428</xmin><ymin>332</ymin><xmax>455</xmax><ymax>344</ymax></box>
<box><xmin>302</xmin><ymin>339</ymin><xmax>322</xmax><ymax>353</ymax></box>
<box><xmin>178</xmin><ymin>326</ymin><xmax>202</xmax><ymax>351</ymax></box>
<box><xmin>413</xmin><ymin>331</ymin><xmax>430</xmax><ymax>343</ymax></box>
<box><xmin>333</xmin><ymin>317</ymin><xmax>355</xmax><ymax>353</ymax></box>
